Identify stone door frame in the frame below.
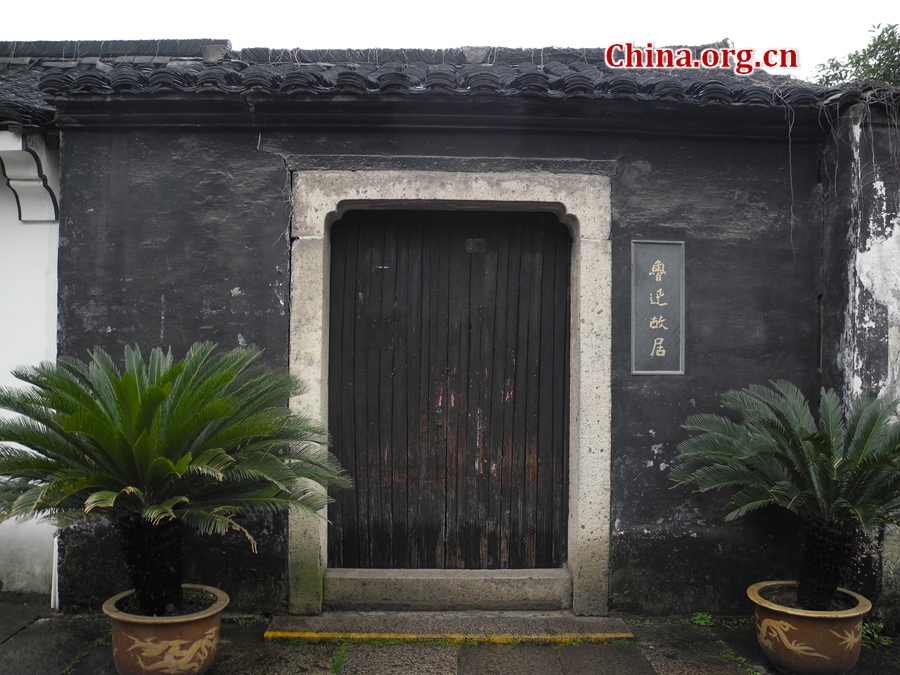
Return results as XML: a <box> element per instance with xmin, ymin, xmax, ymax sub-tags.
<box><xmin>288</xmin><ymin>165</ymin><xmax>613</xmax><ymax>615</ymax></box>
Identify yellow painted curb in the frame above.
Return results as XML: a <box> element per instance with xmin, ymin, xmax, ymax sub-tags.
<box><xmin>264</xmin><ymin>631</ymin><xmax>634</xmax><ymax>645</ymax></box>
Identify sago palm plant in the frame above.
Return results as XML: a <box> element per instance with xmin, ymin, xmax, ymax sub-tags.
<box><xmin>0</xmin><ymin>342</ymin><xmax>350</xmax><ymax>615</ymax></box>
<box><xmin>671</xmin><ymin>380</ymin><xmax>900</xmax><ymax>610</ymax></box>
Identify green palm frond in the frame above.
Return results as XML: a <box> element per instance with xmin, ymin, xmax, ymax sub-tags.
<box><xmin>0</xmin><ymin>342</ymin><xmax>351</xmax><ymax>539</ymax></box>
<box><xmin>671</xmin><ymin>381</ymin><xmax>900</xmax><ymax>537</ymax></box>
<box><xmin>179</xmin><ymin>509</ymin><xmax>257</xmax><ymax>549</ymax></box>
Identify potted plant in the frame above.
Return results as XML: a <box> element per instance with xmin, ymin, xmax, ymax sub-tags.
<box><xmin>0</xmin><ymin>342</ymin><xmax>350</xmax><ymax>675</ymax></box>
<box><xmin>671</xmin><ymin>380</ymin><xmax>900</xmax><ymax>675</ymax></box>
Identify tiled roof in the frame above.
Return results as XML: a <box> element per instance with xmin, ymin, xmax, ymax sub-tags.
<box><xmin>37</xmin><ymin>59</ymin><xmax>833</xmax><ymax>106</ymax></box>
<box><xmin>0</xmin><ymin>64</ymin><xmax>55</xmax><ymax>126</ymax></box>
<box><xmin>2</xmin><ymin>42</ymin><xmax>898</xmax><ymax>128</ymax></box>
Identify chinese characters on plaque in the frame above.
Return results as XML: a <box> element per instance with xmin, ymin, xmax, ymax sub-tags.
<box><xmin>632</xmin><ymin>241</ymin><xmax>684</xmax><ymax>374</ymax></box>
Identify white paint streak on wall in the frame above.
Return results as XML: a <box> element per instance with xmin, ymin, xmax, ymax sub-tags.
<box><xmin>0</xmin><ymin>137</ymin><xmax>59</xmax><ymax>594</ymax></box>
<box><xmin>842</xmin><ymin>116</ymin><xmax>900</xmax><ymax>401</ymax></box>
<box><xmin>836</xmin><ymin>112</ymin><xmax>900</xmax><ymax>623</ymax></box>
<box><xmin>840</xmin><ymin>118</ymin><xmax>867</xmax><ymax>400</ymax></box>
<box><xmin>856</xmin><ymin>211</ymin><xmax>900</xmax><ymax>401</ymax></box>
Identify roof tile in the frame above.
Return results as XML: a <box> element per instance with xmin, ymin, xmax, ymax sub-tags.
<box><xmin>3</xmin><ymin>42</ymin><xmax>899</xmax><ymax>129</ymax></box>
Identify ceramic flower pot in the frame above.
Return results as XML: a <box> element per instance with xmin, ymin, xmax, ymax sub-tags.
<box><xmin>102</xmin><ymin>583</ymin><xmax>229</xmax><ymax>675</ymax></box>
<box><xmin>748</xmin><ymin>581</ymin><xmax>871</xmax><ymax>675</ymax></box>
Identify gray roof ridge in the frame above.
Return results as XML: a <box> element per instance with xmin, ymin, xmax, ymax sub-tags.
<box><xmin>0</xmin><ymin>40</ymin><xmax>231</xmax><ymax>60</ymax></box>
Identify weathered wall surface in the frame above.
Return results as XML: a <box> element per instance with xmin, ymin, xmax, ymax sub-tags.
<box><xmin>832</xmin><ymin>106</ymin><xmax>900</xmax><ymax>401</ymax></box>
<box><xmin>55</xmin><ymin>100</ymin><xmax>850</xmax><ymax>614</ymax></box>
<box><xmin>56</xmin><ymin>129</ymin><xmax>293</xmax><ymax>611</ymax></box>
<box><xmin>278</xmin><ymin>117</ymin><xmax>830</xmax><ymax>614</ymax></box>
<box><xmin>821</xmin><ymin>104</ymin><xmax>900</xmax><ymax>620</ymax></box>
<box><xmin>607</xmin><ymin>135</ymin><xmax>828</xmax><ymax>614</ymax></box>
<box><xmin>58</xmin><ymin>129</ymin><xmax>292</xmax><ymax>363</ymax></box>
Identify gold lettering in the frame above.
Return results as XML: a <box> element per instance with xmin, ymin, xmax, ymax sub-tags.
<box><xmin>651</xmin><ymin>337</ymin><xmax>666</xmax><ymax>356</ymax></box>
<box><xmin>649</xmin><ymin>260</ymin><xmax>667</xmax><ymax>282</ymax></box>
<box><xmin>650</xmin><ymin>289</ymin><xmax>668</xmax><ymax>306</ymax></box>
<box><xmin>650</xmin><ymin>316</ymin><xmax>669</xmax><ymax>330</ymax></box>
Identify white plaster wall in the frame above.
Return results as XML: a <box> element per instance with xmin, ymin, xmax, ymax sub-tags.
<box><xmin>841</xmin><ymin>116</ymin><xmax>900</xmax><ymax>401</ymax></box>
<box><xmin>860</xmin><ymin>196</ymin><xmax>900</xmax><ymax>620</ymax></box>
<box><xmin>838</xmin><ymin>114</ymin><xmax>900</xmax><ymax>616</ymax></box>
<box><xmin>854</xmin><ymin>177</ymin><xmax>900</xmax><ymax>401</ymax></box>
<box><xmin>0</xmin><ymin>154</ymin><xmax>59</xmax><ymax>594</ymax></box>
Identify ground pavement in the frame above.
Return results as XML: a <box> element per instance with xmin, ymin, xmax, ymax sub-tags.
<box><xmin>2</xmin><ymin>592</ymin><xmax>900</xmax><ymax>674</ymax></box>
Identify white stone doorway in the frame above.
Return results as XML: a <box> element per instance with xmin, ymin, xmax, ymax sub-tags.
<box><xmin>288</xmin><ymin>166</ymin><xmax>612</xmax><ymax>615</ymax></box>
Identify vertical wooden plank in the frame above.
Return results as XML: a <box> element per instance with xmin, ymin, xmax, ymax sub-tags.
<box><xmin>390</xmin><ymin>219</ymin><xmax>411</xmax><ymax>569</ymax></box>
<box><xmin>456</xmin><ymin>219</ymin><xmax>474</xmax><ymax>570</ymax></box>
<box><xmin>334</xmin><ymin>218</ymin><xmax>364</xmax><ymax>567</ymax></box>
<box><xmin>473</xmin><ymin>215</ymin><xmax>499</xmax><ymax>568</ymax></box>
<box><xmin>524</xmin><ymin>222</ymin><xmax>548</xmax><ymax>568</ymax></box>
<box><xmin>373</xmin><ymin>217</ymin><xmax>398</xmax><ymax>567</ymax></box>
<box><xmin>497</xmin><ymin>220</ymin><xmax>523</xmax><ymax>569</ymax></box>
<box><xmin>344</xmin><ymin>221</ymin><xmax>363</xmax><ymax>567</ymax></box>
<box><xmin>424</xmin><ymin>216</ymin><xmax>450</xmax><ymax>567</ymax></box>
<box><xmin>463</xmin><ymin>218</ymin><xmax>484</xmax><ymax>569</ymax></box>
<box><xmin>518</xmin><ymin>221</ymin><xmax>543</xmax><ymax>568</ymax></box>
<box><xmin>405</xmin><ymin>219</ymin><xmax>425</xmax><ymax>569</ymax></box>
<box><xmin>444</xmin><ymin>216</ymin><xmax>467</xmax><ymax>569</ymax></box>
<box><xmin>355</xmin><ymin>217</ymin><xmax>379</xmax><ymax>567</ymax></box>
<box><xmin>484</xmin><ymin>215</ymin><xmax>510</xmax><ymax>569</ymax></box>
<box><xmin>508</xmin><ymin>221</ymin><xmax>536</xmax><ymax>568</ymax></box>
<box><xmin>369</xmin><ymin>222</ymin><xmax>389</xmax><ymax>567</ymax></box>
<box><xmin>421</xmin><ymin>214</ymin><xmax>437</xmax><ymax>567</ymax></box>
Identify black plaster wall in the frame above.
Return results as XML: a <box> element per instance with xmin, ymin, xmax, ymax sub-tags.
<box><xmin>276</xmin><ymin>119</ymin><xmax>840</xmax><ymax>614</ymax></box>
<box><xmin>53</xmin><ymin>98</ymin><xmax>872</xmax><ymax>615</ymax></box>
<box><xmin>57</xmin><ymin>129</ymin><xmax>293</xmax><ymax>611</ymax></box>
<box><xmin>608</xmin><ymin>135</ymin><xmax>825</xmax><ymax>614</ymax></box>
<box><xmin>820</xmin><ymin>111</ymin><xmax>858</xmax><ymax>394</ymax></box>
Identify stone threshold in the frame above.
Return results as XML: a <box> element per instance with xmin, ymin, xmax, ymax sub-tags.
<box><xmin>323</xmin><ymin>568</ymin><xmax>573</xmax><ymax>611</ymax></box>
<box><xmin>265</xmin><ymin>610</ymin><xmax>632</xmax><ymax>645</ymax></box>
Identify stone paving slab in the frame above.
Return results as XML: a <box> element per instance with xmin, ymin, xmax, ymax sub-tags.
<box><xmin>557</xmin><ymin>643</ymin><xmax>658</xmax><ymax>674</ymax></box>
<box><xmin>709</xmin><ymin>623</ymin><xmax>779</xmax><ymax>675</ymax></box>
<box><xmin>267</xmin><ymin>610</ymin><xmax>632</xmax><ymax>643</ymax></box>
<box><xmin>456</xmin><ymin>643</ymin><xmax>657</xmax><ymax>675</ymax></box>
<box><xmin>0</xmin><ymin>592</ymin><xmax>50</xmax><ymax>644</ymax></box>
<box><xmin>0</xmin><ymin>614</ymin><xmax>111</xmax><ymax>675</ymax></box>
<box><xmin>340</xmin><ymin>644</ymin><xmax>459</xmax><ymax>675</ymax></box>
<box><xmin>459</xmin><ymin>644</ymin><xmax>565</xmax><ymax>675</ymax></box>
<box><xmin>630</xmin><ymin>623</ymin><xmax>748</xmax><ymax>675</ymax></box>
<box><xmin>214</xmin><ymin>641</ymin><xmax>338</xmax><ymax>675</ymax></box>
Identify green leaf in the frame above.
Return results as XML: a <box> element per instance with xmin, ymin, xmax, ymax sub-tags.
<box><xmin>816</xmin><ymin>24</ymin><xmax>900</xmax><ymax>87</ymax></box>
<box><xmin>671</xmin><ymin>381</ymin><xmax>900</xmax><ymax>541</ymax></box>
<box><xmin>84</xmin><ymin>490</ymin><xmax>121</xmax><ymax>513</ymax></box>
<box><xmin>146</xmin><ymin>457</ymin><xmax>180</xmax><ymax>485</ymax></box>
<box><xmin>141</xmin><ymin>496</ymin><xmax>189</xmax><ymax>525</ymax></box>
<box><xmin>0</xmin><ymin>342</ymin><xmax>349</xmax><ymax>567</ymax></box>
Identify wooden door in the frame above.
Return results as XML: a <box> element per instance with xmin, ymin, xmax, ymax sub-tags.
<box><xmin>327</xmin><ymin>210</ymin><xmax>570</xmax><ymax>569</ymax></box>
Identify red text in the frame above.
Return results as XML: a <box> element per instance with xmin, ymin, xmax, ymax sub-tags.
<box><xmin>605</xmin><ymin>43</ymin><xmax>799</xmax><ymax>76</ymax></box>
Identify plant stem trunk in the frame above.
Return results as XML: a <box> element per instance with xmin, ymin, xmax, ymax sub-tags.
<box><xmin>797</xmin><ymin>519</ymin><xmax>859</xmax><ymax>610</ymax></box>
<box><xmin>117</xmin><ymin>515</ymin><xmax>184</xmax><ymax>616</ymax></box>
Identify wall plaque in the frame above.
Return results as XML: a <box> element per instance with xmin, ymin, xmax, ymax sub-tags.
<box><xmin>632</xmin><ymin>241</ymin><xmax>684</xmax><ymax>374</ymax></box>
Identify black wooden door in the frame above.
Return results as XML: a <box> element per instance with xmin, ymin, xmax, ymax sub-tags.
<box><xmin>327</xmin><ymin>210</ymin><xmax>570</xmax><ymax>569</ymax></box>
